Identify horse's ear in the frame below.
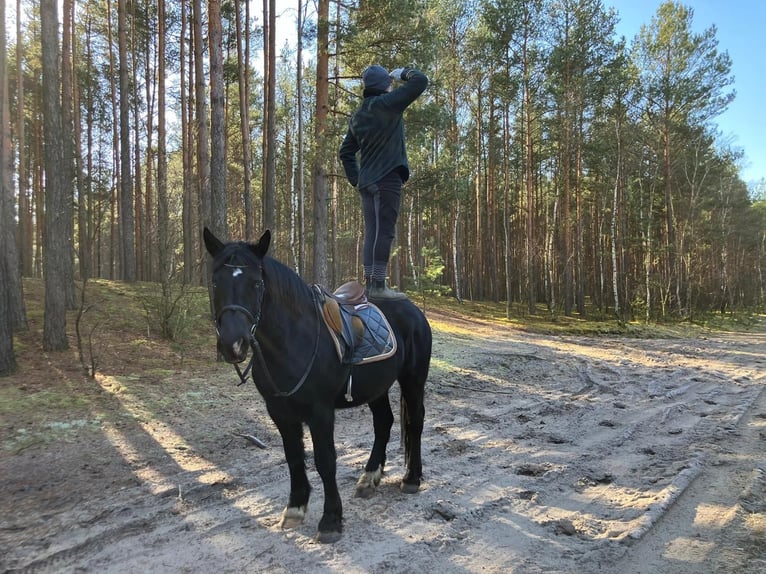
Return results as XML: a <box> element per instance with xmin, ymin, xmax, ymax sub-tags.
<box><xmin>252</xmin><ymin>229</ymin><xmax>271</xmax><ymax>259</ymax></box>
<box><xmin>203</xmin><ymin>227</ymin><xmax>225</xmax><ymax>257</ymax></box>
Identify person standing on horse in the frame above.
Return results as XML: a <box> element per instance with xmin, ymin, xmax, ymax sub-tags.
<box><xmin>339</xmin><ymin>65</ymin><xmax>429</xmax><ymax>300</ymax></box>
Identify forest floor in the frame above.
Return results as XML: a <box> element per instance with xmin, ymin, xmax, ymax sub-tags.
<box><xmin>1</xmin><ymin>281</ymin><xmax>765</xmax><ymax>573</ymax></box>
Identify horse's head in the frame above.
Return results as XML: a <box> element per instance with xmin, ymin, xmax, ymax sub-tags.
<box><xmin>203</xmin><ymin>227</ymin><xmax>271</xmax><ymax>364</ymax></box>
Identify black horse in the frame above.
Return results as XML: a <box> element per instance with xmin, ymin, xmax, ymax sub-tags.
<box><xmin>203</xmin><ymin>228</ymin><xmax>432</xmax><ymax>543</ymax></box>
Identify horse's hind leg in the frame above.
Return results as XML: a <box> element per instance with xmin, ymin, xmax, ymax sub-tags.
<box><xmin>355</xmin><ymin>394</ymin><xmax>394</xmax><ymax>498</ymax></box>
<box><xmin>399</xmin><ymin>375</ymin><xmax>426</xmax><ymax>494</ymax></box>
<box><xmin>269</xmin><ymin>411</ymin><xmax>311</xmax><ymax>529</ymax></box>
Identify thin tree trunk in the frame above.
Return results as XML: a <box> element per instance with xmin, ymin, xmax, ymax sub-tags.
<box><xmin>452</xmin><ymin>200</ymin><xmax>462</xmax><ymax>302</ymax></box>
<box><xmin>407</xmin><ymin>194</ymin><xmax>418</xmax><ymax>290</ymax></box>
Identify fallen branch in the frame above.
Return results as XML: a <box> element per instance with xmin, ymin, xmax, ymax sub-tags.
<box><xmin>232</xmin><ymin>432</ymin><xmax>268</xmax><ymax>449</ymax></box>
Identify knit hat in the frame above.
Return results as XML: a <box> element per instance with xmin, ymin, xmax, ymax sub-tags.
<box><xmin>362</xmin><ymin>65</ymin><xmax>391</xmax><ymax>92</ymax></box>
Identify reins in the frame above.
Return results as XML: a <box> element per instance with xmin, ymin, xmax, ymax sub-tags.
<box><xmin>216</xmin><ymin>270</ymin><xmax>322</xmax><ymax>398</ymax></box>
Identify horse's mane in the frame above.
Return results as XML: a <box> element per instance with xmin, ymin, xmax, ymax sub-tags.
<box><xmin>216</xmin><ymin>241</ymin><xmax>312</xmax><ymax>304</ymax></box>
<box><xmin>262</xmin><ymin>256</ymin><xmax>313</xmax><ymax>304</ymax></box>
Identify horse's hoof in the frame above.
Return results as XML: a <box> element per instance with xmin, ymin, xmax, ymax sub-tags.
<box><xmin>315</xmin><ymin>529</ymin><xmax>342</xmax><ymax>544</ymax></box>
<box><xmin>279</xmin><ymin>505</ymin><xmax>307</xmax><ymax>529</ymax></box>
<box><xmin>354</xmin><ymin>468</ymin><xmax>383</xmax><ymax>498</ymax></box>
<box><xmin>400</xmin><ymin>481</ymin><xmax>420</xmax><ymax>494</ymax></box>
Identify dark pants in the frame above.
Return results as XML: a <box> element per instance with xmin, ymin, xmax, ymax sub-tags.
<box><xmin>359</xmin><ymin>171</ymin><xmax>402</xmax><ymax>281</ymax></box>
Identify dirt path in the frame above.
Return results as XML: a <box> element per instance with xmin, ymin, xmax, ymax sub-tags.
<box><xmin>608</xmin><ymin>363</ymin><xmax>766</xmax><ymax>574</ymax></box>
<box><xmin>2</xmin><ymin>311</ymin><xmax>765</xmax><ymax>573</ymax></box>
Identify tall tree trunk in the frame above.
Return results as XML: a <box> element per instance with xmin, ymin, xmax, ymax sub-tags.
<box><xmin>180</xmin><ymin>0</ymin><xmax>194</xmax><ymax>284</ymax></box>
<box><xmin>1</xmin><ymin>0</ymin><xmax>19</xmax><ymax>373</ymax></box>
<box><xmin>235</xmin><ymin>0</ymin><xmax>254</xmax><ymax>240</ymax></box>
<box><xmin>2</xmin><ymin>0</ymin><xmax>26</xmax><ymax>332</ymax></box>
<box><xmin>118</xmin><ymin>0</ymin><xmax>136</xmax><ymax>281</ymax></box>
<box><xmin>575</xmin><ymin>112</ymin><xmax>585</xmax><ymax>316</ymax></box>
<box><xmin>157</xmin><ymin>0</ymin><xmax>169</xmax><ymax>286</ymax></box>
<box><xmin>311</xmin><ymin>0</ymin><xmax>330</xmax><ymax>286</ymax></box>
<box><xmin>611</xmin><ymin>121</ymin><xmax>621</xmax><ymax>322</ymax></box>
<box><xmin>503</xmin><ymin>103</ymin><xmax>513</xmax><ymax>318</ymax></box>
<box><xmin>209</xmin><ymin>0</ymin><xmax>227</xmax><ymax>239</ymax></box>
<box><xmin>41</xmin><ymin>0</ymin><xmax>70</xmax><ymax>350</ymax></box>
<box><xmin>662</xmin><ymin>119</ymin><xmax>677</xmax><ymax>314</ymax></box>
<box><xmin>61</xmin><ymin>0</ymin><xmax>76</xmax><ymax>305</ymax></box>
<box><xmin>74</xmin><ymin>8</ymin><xmax>89</xmax><ymax>281</ymax></box>
<box><xmin>34</xmin><ymin>126</ymin><xmax>43</xmax><ymax>277</ymax></box>
<box><xmin>16</xmin><ymin>0</ymin><xmax>32</xmax><ymax>278</ymax></box>
<box><xmin>294</xmin><ymin>0</ymin><xmax>305</xmax><ymax>275</ymax></box>
<box><xmin>107</xmin><ymin>0</ymin><xmax>118</xmax><ymax>279</ymax></box>
<box><xmin>474</xmin><ymin>82</ymin><xmax>484</xmax><ymax>298</ymax></box>
<box><xmin>143</xmin><ymin>20</ymin><xmax>156</xmax><ymax>281</ymax></box>
<box><xmin>523</xmin><ymin>64</ymin><xmax>535</xmax><ymax>315</ymax></box>
<box><xmin>262</xmin><ymin>0</ymin><xmax>277</xmax><ymax>234</ymax></box>
<box><xmin>193</xmin><ymin>0</ymin><xmax>211</xmax><ymax>241</ymax></box>
<box><xmin>132</xmin><ymin>19</ymin><xmax>144</xmax><ymax>281</ymax></box>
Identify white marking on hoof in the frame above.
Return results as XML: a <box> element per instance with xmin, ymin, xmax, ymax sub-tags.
<box><xmin>354</xmin><ymin>467</ymin><xmax>383</xmax><ymax>498</ymax></box>
<box><xmin>279</xmin><ymin>505</ymin><xmax>306</xmax><ymax>529</ymax></box>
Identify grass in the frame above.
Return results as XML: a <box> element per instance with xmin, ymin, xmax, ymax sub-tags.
<box><xmin>416</xmin><ymin>291</ymin><xmax>764</xmax><ymax>338</ymax></box>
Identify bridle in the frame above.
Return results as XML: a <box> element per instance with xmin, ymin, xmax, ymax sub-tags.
<box><xmin>214</xmin><ymin>264</ymin><xmax>321</xmax><ymax>398</ymax></box>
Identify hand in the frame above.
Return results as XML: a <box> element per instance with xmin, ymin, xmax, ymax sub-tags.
<box><xmin>389</xmin><ymin>68</ymin><xmax>406</xmax><ymax>81</ymax></box>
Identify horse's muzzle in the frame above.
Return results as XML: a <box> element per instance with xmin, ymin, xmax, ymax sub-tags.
<box><xmin>218</xmin><ymin>336</ymin><xmax>250</xmax><ymax>364</ymax></box>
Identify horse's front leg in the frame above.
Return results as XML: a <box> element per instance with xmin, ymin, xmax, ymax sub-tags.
<box><xmin>308</xmin><ymin>409</ymin><xmax>342</xmax><ymax>543</ymax></box>
<box><xmin>269</xmin><ymin>410</ymin><xmax>311</xmax><ymax>529</ymax></box>
<box><xmin>355</xmin><ymin>394</ymin><xmax>394</xmax><ymax>498</ymax></box>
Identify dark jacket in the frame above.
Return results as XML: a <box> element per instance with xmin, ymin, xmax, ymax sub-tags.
<box><xmin>339</xmin><ymin>68</ymin><xmax>428</xmax><ymax>190</ymax></box>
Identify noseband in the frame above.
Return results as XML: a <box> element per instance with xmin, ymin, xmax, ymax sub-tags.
<box><xmin>215</xmin><ymin>270</ymin><xmax>321</xmax><ymax>398</ymax></box>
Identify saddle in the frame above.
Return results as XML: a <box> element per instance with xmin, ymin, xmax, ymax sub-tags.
<box><xmin>314</xmin><ymin>281</ymin><xmax>397</xmax><ymax>365</ymax></box>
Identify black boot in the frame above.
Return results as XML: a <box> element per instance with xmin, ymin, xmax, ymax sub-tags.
<box><xmin>367</xmin><ymin>279</ymin><xmax>407</xmax><ymax>300</ymax></box>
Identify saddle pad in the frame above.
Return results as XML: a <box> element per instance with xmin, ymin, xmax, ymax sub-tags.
<box><xmin>348</xmin><ymin>303</ymin><xmax>397</xmax><ymax>365</ymax></box>
<box><xmin>318</xmin><ymin>296</ymin><xmax>397</xmax><ymax>365</ymax></box>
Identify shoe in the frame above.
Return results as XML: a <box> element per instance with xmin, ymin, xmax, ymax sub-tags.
<box><xmin>367</xmin><ymin>280</ymin><xmax>407</xmax><ymax>300</ymax></box>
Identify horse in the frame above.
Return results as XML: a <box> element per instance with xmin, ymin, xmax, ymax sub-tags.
<box><xmin>203</xmin><ymin>228</ymin><xmax>432</xmax><ymax>543</ymax></box>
